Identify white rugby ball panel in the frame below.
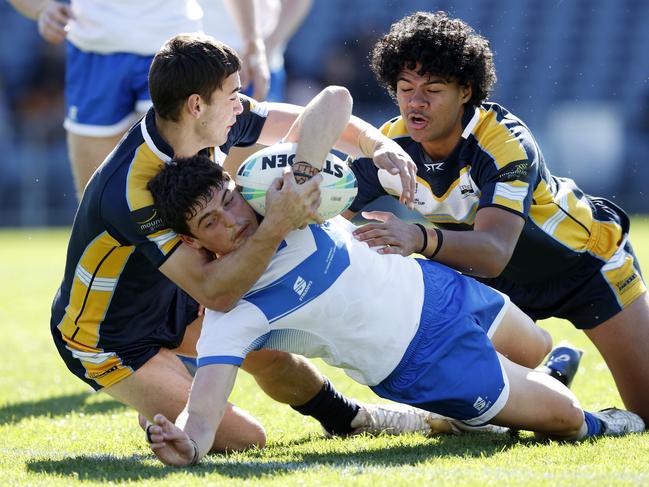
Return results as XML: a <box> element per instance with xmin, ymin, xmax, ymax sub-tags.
<box><xmin>235</xmin><ymin>142</ymin><xmax>358</xmax><ymax>219</ymax></box>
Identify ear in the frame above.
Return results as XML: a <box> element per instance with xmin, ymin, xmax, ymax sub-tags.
<box><xmin>460</xmin><ymin>83</ymin><xmax>473</xmax><ymax>104</ymax></box>
<box><xmin>186</xmin><ymin>94</ymin><xmax>202</xmax><ymax>119</ymax></box>
<box><xmin>180</xmin><ymin>234</ymin><xmax>202</xmax><ymax>250</ymax></box>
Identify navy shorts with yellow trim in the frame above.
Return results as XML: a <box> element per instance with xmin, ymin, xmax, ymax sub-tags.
<box><xmin>483</xmin><ymin>239</ymin><xmax>645</xmax><ymax>329</ymax></box>
<box><xmin>52</xmin><ymin>288</ymin><xmax>199</xmax><ymax>391</ymax></box>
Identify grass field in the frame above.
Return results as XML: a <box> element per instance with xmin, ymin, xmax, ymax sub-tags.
<box><xmin>2</xmin><ymin>219</ymin><xmax>649</xmax><ymax>486</ymax></box>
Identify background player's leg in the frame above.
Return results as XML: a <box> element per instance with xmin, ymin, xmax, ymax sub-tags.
<box><xmin>67</xmin><ymin>131</ymin><xmax>125</xmax><ymax>199</ymax></box>
<box><xmin>104</xmin><ymin>347</ymin><xmax>266</xmax><ymax>452</ymax></box>
<box><xmin>584</xmin><ymin>293</ymin><xmax>649</xmax><ymax>423</ymax></box>
<box><xmin>490</xmin><ymin>302</ymin><xmax>552</xmax><ymax>368</ymax></box>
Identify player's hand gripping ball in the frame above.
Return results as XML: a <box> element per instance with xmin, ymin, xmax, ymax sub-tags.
<box><xmin>235</xmin><ymin>142</ymin><xmax>358</xmax><ymax>220</ymax></box>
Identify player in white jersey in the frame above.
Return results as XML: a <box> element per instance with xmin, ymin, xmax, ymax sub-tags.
<box><xmin>9</xmin><ymin>0</ymin><xmax>270</xmax><ymax>198</ymax></box>
<box><xmin>143</xmin><ymin>152</ymin><xmax>644</xmax><ymax>466</ymax></box>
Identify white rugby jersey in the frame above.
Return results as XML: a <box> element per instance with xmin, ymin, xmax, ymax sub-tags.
<box><xmin>198</xmin><ymin>217</ymin><xmax>425</xmax><ymax>385</ymax></box>
<box><xmin>67</xmin><ymin>0</ymin><xmax>203</xmax><ymax>55</ymax></box>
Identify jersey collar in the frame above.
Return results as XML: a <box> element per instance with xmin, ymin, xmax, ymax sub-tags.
<box><xmin>461</xmin><ymin>105</ymin><xmax>480</xmax><ymax>139</ymax></box>
<box><xmin>140</xmin><ymin>108</ymin><xmax>174</xmax><ymax>162</ymax></box>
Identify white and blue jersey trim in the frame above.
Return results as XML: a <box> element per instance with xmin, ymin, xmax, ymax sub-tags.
<box><xmin>242</xmin><ymin>223</ymin><xmax>350</xmax><ymax>323</ymax></box>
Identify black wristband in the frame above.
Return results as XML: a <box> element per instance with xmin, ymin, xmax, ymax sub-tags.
<box><xmin>188</xmin><ymin>438</ymin><xmax>200</xmax><ymax>466</ymax></box>
<box><xmin>414</xmin><ymin>223</ymin><xmax>428</xmax><ymax>254</ymax></box>
<box><xmin>428</xmin><ymin>228</ymin><xmax>444</xmax><ymax>259</ymax></box>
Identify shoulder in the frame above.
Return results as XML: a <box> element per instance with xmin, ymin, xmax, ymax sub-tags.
<box><xmin>469</xmin><ymin>103</ymin><xmax>538</xmax><ymax>169</ymax></box>
<box><xmin>379</xmin><ymin>116</ymin><xmax>409</xmax><ymax>139</ymax></box>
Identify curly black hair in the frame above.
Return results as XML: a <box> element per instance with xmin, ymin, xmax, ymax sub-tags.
<box><xmin>371</xmin><ymin>11</ymin><xmax>497</xmax><ymax>106</ymax></box>
<box><xmin>147</xmin><ymin>154</ymin><xmax>230</xmax><ymax>236</ymax></box>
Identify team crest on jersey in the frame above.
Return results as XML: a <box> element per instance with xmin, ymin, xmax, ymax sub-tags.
<box><xmin>131</xmin><ymin>205</ymin><xmax>166</xmax><ymax>235</ymax></box>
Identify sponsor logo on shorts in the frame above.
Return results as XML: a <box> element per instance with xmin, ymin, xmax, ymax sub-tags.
<box><xmin>473</xmin><ymin>396</ymin><xmax>491</xmax><ymax>413</ymax></box>
<box><xmin>616</xmin><ymin>272</ymin><xmax>638</xmax><ymax>294</ymax></box>
<box><xmin>87</xmin><ymin>364</ymin><xmax>120</xmax><ymax>380</ymax></box>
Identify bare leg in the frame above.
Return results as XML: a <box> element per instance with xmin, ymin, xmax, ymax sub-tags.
<box><xmin>584</xmin><ymin>292</ymin><xmax>649</xmax><ymax>422</ymax></box>
<box><xmin>104</xmin><ymin>347</ymin><xmax>265</xmax><ymax>452</ymax></box>
<box><xmin>491</xmin><ymin>301</ymin><xmax>552</xmax><ymax>368</ymax></box>
<box><xmin>241</xmin><ymin>349</ymin><xmax>324</xmax><ymax>405</ymax></box>
<box><xmin>491</xmin><ymin>354</ymin><xmax>585</xmax><ymax>439</ymax></box>
<box><xmin>67</xmin><ymin>131</ymin><xmax>125</xmax><ymax>199</ymax></box>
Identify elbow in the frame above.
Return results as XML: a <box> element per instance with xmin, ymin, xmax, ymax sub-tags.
<box><xmin>323</xmin><ymin>85</ymin><xmax>352</xmax><ymax>114</ymax></box>
<box><xmin>478</xmin><ymin>246</ymin><xmax>513</xmax><ymax>278</ymax></box>
<box><xmin>202</xmin><ymin>290</ymin><xmax>239</xmax><ymax>312</ymax></box>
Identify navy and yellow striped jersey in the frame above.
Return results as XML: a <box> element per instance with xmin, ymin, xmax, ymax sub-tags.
<box><xmin>50</xmin><ymin>95</ymin><xmax>268</xmax><ymax>387</ymax></box>
<box><xmin>350</xmin><ymin>103</ymin><xmax>630</xmax><ymax>284</ymax></box>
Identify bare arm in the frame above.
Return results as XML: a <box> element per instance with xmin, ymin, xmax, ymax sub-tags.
<box><xmin>148</xmin><ymin>364</ymin><xmax>238</xmax><ymax>466</ymax></box>
<box><xmin>160</xmin><ymin>169</ymin><xmax>322</xmax><ymax>310</ymax></box>
<box><xmin>354</xmin><ymin>206</ymin><xmax>525</xmax><ymax>278</ymax></box>
<box><xmin>9</xmin><ymin>0</ymin><xmax>73</xmax><ymax>43</ymax></box>
<box><xmin>264</xmin><ymin>0</ymin><xmax>313</xmax><ymax>56</ymax></box>
<box><xmin>257</xmin><ymin>94</ymin><xmax>417</xmax><ymax>205</ymax></box>
<box><xmin>285</xmin><ymin>86</ymin><xmax>353</xmax><ymax>169</ymax></box>
<box><xmin>223</xmin><ymin>0</ymin><xmax>270</xmax><ymax>100</ymax></box>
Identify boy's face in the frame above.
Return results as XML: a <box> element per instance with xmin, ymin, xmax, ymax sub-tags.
<box><xmin>200</xmin><ymin>72</ymin><xmax>245</xmax><ymax>147</ymax></box>
<box><xmin>182</xmin><ymin>180</ymin><xmax>259</xmax><ymax>256</ymax></box>
<box><xmin>395</xmin><ymin>65</ymin><xmax>472</xmax><ymax>149</ymax></box>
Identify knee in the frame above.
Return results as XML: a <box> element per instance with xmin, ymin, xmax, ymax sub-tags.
<box><xmin>524</xmin><ymin>327</ymin><xmax>553</xmax><ymax>368</ymax></box>
<box><xmin>243</xmin><ymin>349</ymin><xmax>304</xmax><ymax>378</ymax></box>
<box><xmin>537</xmin><ymin>328</ymin><xmax>553</xmax><ymax>362</ymax></box>
<box><xmin>212</xmin><ymin>408</ymin><xmax>267</xmax><ymax>453</ymax></box>
<box><xmin>229</xmin><ymin>421</ymin><xmax>267</xmax><ymax>452</ymax></box>
<box><xmin>544</xmin><ymin>402</ymin><xmax>585</xmax><ymax>440</ymax></box>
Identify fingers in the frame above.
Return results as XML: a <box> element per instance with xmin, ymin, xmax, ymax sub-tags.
<box><xmin>38</xmin><ymin>4</ymin><xmax>73</xmax><ymax>44</ymax></box>
<box><xmin>360</xmin><ymin>211</ymin><xmax>393</xmax><ymax>223</ymax></box>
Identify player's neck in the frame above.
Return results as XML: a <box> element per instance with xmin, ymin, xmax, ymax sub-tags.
<box><xmin>420</xmin><ymin>115</ymin><xmax>464</xmax><ymax>161</ymax></box>
<box><xmin>420</xmin><ymin>133</ymin><xmax>461</xmax><ymax>161</ymax></box>
<box><xmin>155</xmin><ymin>114</ymin><xmax>205</xmax><ymax>158</ymax></box>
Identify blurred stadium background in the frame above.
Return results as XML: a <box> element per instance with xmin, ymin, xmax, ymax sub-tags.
<box><xmin>1</xmin><ymin>0</ymin><xmax>648</xmax><ymax>227</ymax></box>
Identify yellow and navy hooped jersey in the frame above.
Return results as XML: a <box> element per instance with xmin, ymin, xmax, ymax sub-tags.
<box><xmin>350</xmin><ymin>102</ymin><xmax>630</xmax><ymax>283</ymax></box>
<box><xmin>51</xmin><ymin>96</ymin><xmax>268</xmax><ymax>368</ymax></box>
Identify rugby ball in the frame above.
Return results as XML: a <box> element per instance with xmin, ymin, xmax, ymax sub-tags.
<box><xmin>235</xmin><ymin>142</ymin><xmax>358</xmax><ymax>220</ymax></box>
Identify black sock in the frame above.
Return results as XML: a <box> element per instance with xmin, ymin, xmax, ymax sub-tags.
<box><xmin>291</xmin><ymin>378</ymin><xmax>360</xmax><ymax>435</ymax></box>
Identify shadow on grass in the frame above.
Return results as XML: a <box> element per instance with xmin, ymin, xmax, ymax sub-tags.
<box><xmin>0</xmin><ymin>392</ymin><xmax>125</xmax><ymax>424</ymax></box>
<box><xmin>25</xmin><ymin>433</ymin><xmax>531</xmax><ymax>481</ymax></box>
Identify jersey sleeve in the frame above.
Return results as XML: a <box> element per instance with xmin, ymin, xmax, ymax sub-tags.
<box><xmin>100</xmin><ymin>167</ymin><xmax>182</xmax><ymax>268</ymax></box>
<box><xmin>474</xmin><ymin>127</ymin><xmax>540</xmax><ymax>219</ymax></box>
<box><xmin>220</xmin><ymin>94</ymin><xmax>269</xmax><ymax>152</ymax></box>
<box><xmin>197</xmin><ymin>302</ymin><xmax>271</xmax><ymax>367</ymax></box>
<box><xmin>348</xmin><ymin>157</ymin><xmax>389</xmax><ymax>213</ymax></box>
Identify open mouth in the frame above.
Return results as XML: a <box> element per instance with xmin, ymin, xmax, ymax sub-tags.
<box><xmin>407</xmin><ymin>113</ymin><xmax>429</xmax><ymax>130</ymax></box>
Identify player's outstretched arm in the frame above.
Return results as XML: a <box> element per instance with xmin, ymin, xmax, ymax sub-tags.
<box><xmin>284</xmin><ymin>86</ymin><xmax>353</xmax><ymax>170</ymax></box>
<box><xmin>224</xmin><ymin>0</ymin><xmax>270</xmax><ymax>101</ymax></box>
<box><xmin>147</xmin><ymin>364</ymin><xmax>239</xmax><ymax>467</ymax></box>
<box><xmin>257</xmin><ymin>91</ymin><xmax>416</xmax><ymax>206</ymax></box>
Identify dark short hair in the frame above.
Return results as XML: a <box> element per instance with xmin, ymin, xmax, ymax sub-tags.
<box><xmin>148</xmin><ymin>154</ymin><xmax>230</xmax><ymax>236</ymax></box>
<box><xmin>149</xmin><ymin>34</ymin><xmax>241</xmax><ymax>121</ymax></box>
<box><xmin>371</xmin><ymin>11</ymin><xmax>497</xmax><ymax>106</ymax></box>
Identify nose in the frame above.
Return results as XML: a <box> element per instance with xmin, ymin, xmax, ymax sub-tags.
<box><xmin>234</xmin><ymin>96</ymin><xmax>244</xmax><ymax>115</ymax></box>
<box><xmin>408</xmin><ymin>89</ymin><xmax>427</xmax><ymax>108</ymax></box>
<box><xmin>222</xmin><ymin>211</ymin><xmax>237</xmax><ymax>228</ymax></box>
